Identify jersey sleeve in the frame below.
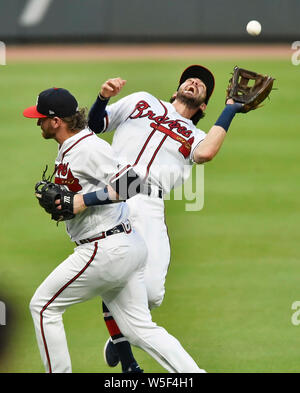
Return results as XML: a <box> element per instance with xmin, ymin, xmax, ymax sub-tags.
<box><xmin>88</xmin><ymin>141</ymin><xmax>123</xmax><ymax>185</ymax></box>
<box><xmin>190</xmin><ymin>128</ymin><xmax>207</xmax><ymax>163</ymax></box>
<box><xmin>68</xmin><ymin>137</ymin><xmax>122</xmax><ymax>187</ymax></box>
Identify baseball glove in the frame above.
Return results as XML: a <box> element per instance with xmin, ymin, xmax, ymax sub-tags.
<box><xmin>226</xmin><ymin>66</ymin><xmax>275</xmax><ymax>113</ymax></box>
<box><xmin>35</xmin><ymin>180</ymin><xmax>75</xmax><ymax>222</ymax></box>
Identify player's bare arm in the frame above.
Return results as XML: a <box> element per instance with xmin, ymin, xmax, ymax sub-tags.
<box><xmin>193</xmin><ymin>125</ymin><xmax>227</xmax><ymax>164</ymax></box>
<box><xmin>193</xmin><ymin>99</ymin><xmax>240</xmax><ymax>164</ymax></box>
<box><xmin>70</xmin><ymin>185</ymin><xmax>119</xmax><ymax>215</ymax></box>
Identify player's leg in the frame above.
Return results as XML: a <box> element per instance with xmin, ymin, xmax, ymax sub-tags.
<box><xmin>29</xmin><ymin>244</ymin><xmax>101</xmax><ymax>373</ymax></box>
<box><xmin>103</xmin><ymin>268</ymin><xmax>204</xmax><ymax>373</ymax></box>
<box><xmin>129</xmin><ymin>195</ymin><xmax>170</xmax><ymax>309</ymax></box>
<box><xmin>102</xmin><ymin>195</ymin><xmax>170</xmax><ymax>371</ymax></box>
<box><xmin>30</xmin><ymin>234</ymin><xmax>145</xmax><ymax>373</ymax></box>
<box><xmin>102</xmin><ymin>301</ymin><xmax>142</xmax><ymax>372</ymax></box>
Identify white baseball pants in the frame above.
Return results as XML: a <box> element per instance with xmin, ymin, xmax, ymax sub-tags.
<box><xmin>126</xmin><ymin>194</ymin><xmax>170</xmax><ymax>309</ymax></box>
<box><xmin>30</xmin><ymin>229</ymin><xmax>204</xmax><ymax>373</ymax></box>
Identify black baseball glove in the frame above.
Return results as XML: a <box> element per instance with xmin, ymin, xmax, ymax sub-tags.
<box><xmin>35</xmin><ymin>180</ymin><xmax>75</xmax><ymax>222</ymax></box>
<box><xmin>226</xmin><ymin>66</ymin><xmax>275</xmax><ymax>113</ymax></box>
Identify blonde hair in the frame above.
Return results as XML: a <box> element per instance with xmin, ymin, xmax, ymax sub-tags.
<box><xmin>62</xmin><ymin>107</ymin><xmax>88</xmax><ymax>131</ymax></box>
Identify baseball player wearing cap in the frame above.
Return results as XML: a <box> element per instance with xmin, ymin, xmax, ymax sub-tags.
<box><xmin>23</xmin><ymin>87</ymin><xmax>207</xmax><ymax>373</ymax></box>
<box><xmin>71</xmin><ymin>65</ymin><xmax>243</xmax><ymax>372</ymax></box>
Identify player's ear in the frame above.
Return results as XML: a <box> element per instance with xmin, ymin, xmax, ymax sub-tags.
<box><xmin>50</xmin><ymin>117</ymin><xmax>62</xmax><ymax>128</ymax></box>
<box><xmin>199</xmin><ymin>103</ymin><xmax>207</xmax><ymax>112</ymax></box>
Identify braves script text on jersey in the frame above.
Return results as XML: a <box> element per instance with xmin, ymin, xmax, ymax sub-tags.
<box><xmin>103</xmin><ymin>92</ymin><xmax>206</xmax><ymax>193</ymax></box>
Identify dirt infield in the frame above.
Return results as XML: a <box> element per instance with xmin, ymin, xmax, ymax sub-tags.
<box><xmin>7</xmin><ymin>43</ymin><xmax>291</xmax><ymax>62</ymax></box>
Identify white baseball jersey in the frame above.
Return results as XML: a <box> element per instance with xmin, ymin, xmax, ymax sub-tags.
<box><xmin>102</xmin><ymin>92</ymin><xmax>206</xmax><ymax>195</ymax></box>
<box><xmin>54</xmin><ymin>128</ymin><xmax>129</xmax><ymax>242</ymax></box>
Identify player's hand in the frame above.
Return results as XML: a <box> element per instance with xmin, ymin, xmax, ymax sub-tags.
<box><xmin>225</xmin><ymin>99</ymin><xmax>243</xmax><ymax>112</ymax></box>
<box><xmin>100</xmin><ymin>78</ymin><xmax>127</xmax><ymax>99</ymax></box>
<box><xmin>226</xmin><ymin>98</ymin><xmax>235</xmax><ymax>105</ymax></box>
<box><xmin>55</xmin><ymin>194</ymin><xmax>87</xmax><ymax>215</ymax></box>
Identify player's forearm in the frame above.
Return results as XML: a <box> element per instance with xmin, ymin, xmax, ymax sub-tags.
<box><xmin>74</xmin><ymin>167</ymin><xmax>143</xmax><ymax>214</ymax></box>
<box><xmin>88</xmin><ymin>95</ymin><xmax>109</xmax><ymax>134</ymax></box>
<box><xmin>193</xmin><ymin>103</ymin><xmax>242</xmax><ymax>164</ymax></box>
<box><xmin>193</xmin><ymin>126</ymin><xmax>227</xmax><ymax>164</ymax></box>
<box><xmin>73</xmin><ymin>186</ymin><xmax>118</xmax><ymax>214</ymax></box>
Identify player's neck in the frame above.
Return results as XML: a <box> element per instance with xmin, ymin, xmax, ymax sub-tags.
<box><xmin>172</xmin><ymin>100</ymin><xmax>198</xmax><ymax>120</ymax></box>
<box><xmin>55</xmin><ymin>128</ymin><xmax>81</xmax><ymax>146</ymax></box>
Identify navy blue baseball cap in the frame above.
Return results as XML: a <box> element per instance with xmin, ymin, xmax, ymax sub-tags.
<box><xmin>23</xmin><ymin>87</ymin><xmax>78</xmax><ymax>118</ymax></box>
<box><xmin>178</xmin><ymin>65</ymin><xmax>215</xmax><ymax>104</ymax></box>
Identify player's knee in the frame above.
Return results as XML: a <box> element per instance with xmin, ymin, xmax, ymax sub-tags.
<box><xmin>148</xmin><ymin>296</ymin><xmax>163</xmax><ymax>310</ymax></box>
<box><xmin>29</xmin><ymin>294</ymin><xmax>41</xmax><ymax>317</ymax></box>
<box><xmin>145</xmin><ymin>276</ymin><xmax>166</xmax><ymax>310</ymax></box>
<box><xmin>147</xmin><ymin>286</ymin><xmax>165</xmax><ymax>310</ymax></box>
<box><xmin>29</xmin><ymin>290</ymin><xmax>48</xmax><ymax>318</ymax></box>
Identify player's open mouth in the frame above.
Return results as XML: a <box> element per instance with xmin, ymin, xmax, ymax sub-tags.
<box><xmin>184</xmin><ymin>85</ymin><xmax>197</xmax><ymax>95</ymax></box>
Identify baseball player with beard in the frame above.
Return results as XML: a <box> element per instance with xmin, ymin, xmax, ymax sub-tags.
<box><xmin>69</xmin><ymin>65</ymin><xmax>243</xmax><ymax>373</ymax></box>
<box><xmin>24</xmin><ymin>87</ymin><xmax>207</xmax><ymax>373</ymax></box>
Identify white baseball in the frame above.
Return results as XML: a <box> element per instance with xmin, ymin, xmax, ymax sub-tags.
<box><xmin>246</xmin><ymin>20</ymin><xmax>262</xmax><ymax>36</ymax></box>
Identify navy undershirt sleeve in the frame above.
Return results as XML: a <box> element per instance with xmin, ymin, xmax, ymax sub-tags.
<box><xmin>88</xmin><ymin>96</ymin><xmax>109</xmax><ymax>134</ymax></box>
<box><xmin>214</xmin><ymin>103</ymin><xmax>243</xmax><ymax>132</ymax></box>
<box><xmin>83</xmin><ymin>187</ymin><xmax>112</xmax><ymax>206</ymax></box>
<box><xmin>83</xmin><ymin>168</ymin><xmax>143</xmax><ymax>206</ymax></box>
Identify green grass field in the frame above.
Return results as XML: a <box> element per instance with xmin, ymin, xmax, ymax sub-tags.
<box><xmin>1</xmin><ymin>55</ymin><xmax>300</xmax><ymax>373</ymax></box>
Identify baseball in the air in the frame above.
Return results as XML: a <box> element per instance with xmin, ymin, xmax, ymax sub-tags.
<box><xmin>246</xmin><ymin>20</ymin><xmax>262</xmax><ymax>36</ymax></box>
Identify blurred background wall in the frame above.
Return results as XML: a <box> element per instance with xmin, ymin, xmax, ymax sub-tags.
<box><xmin>0</xmin><ymin>0</ymin><xmax>298</xmax><ymax>43</ymax></box>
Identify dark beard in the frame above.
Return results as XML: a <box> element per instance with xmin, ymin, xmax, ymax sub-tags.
<box><xmin>176</xmin><ymin>90</ymin><xmax>205</xmax><ymax>109</ymax></box>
